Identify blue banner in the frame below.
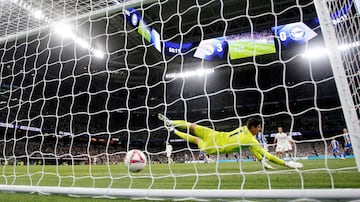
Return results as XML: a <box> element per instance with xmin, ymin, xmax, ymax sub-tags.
<box><xmin>164</xmin><ymin>41</ymin><xmax>194</xmax><ymax>56</ymax></box>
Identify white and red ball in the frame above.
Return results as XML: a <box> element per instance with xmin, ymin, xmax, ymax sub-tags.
<box><xmin>124</xmin><ymin>149</ymin><xmax>147</xmax><ymax>172</ymax></box>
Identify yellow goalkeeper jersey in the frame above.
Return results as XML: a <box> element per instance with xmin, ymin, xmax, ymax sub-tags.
<box><xmin>200</xmin><ymin>126</ymin><xmax>260</xmax><ymax>154</ymax></box>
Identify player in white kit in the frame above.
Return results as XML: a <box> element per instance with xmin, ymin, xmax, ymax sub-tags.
<box><xmin>165</xmin><ymin>141</ymin><xmax>174</xmax><ymax>164</ymax></box>
<box><xmin>274</xmin><ymin>127</ymin><xmax>292</xmax><ymax>159</ymax></box>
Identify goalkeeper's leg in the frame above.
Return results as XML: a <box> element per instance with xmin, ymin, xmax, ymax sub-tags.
<box><xmin>158</xmin><ymin>114</ymin><xmax>215</xmax><ymax>140</ymax></box>
<box><xmin>172</xmin><ymin>128</ymin><xmax>205</xmax><ymax>147</ymax></box>
<box><xmin>171</xmin><ymin>120</ymin><xmax>215</xmax><ymax>140</ymax></box>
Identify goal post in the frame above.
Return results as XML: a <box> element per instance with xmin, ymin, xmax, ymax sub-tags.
<box><xmin>0</xmin><ymin>0</ymin><xmax>360</xmax><ymax>201</ymax></box>
<box><xmin>314</xmin><ymin>0</ymin><xmax>360</xmax><ymax>171</ymax></box>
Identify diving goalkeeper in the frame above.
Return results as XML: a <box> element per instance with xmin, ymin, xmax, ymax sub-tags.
<box><xmin>158</xmin><ymin>114</ymin><xmax>303</xmax><ymax>169</ymax></box>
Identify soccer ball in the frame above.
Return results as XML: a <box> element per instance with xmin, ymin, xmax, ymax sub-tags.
<box><xmin>124</xmin><ymin>149</ymin><xmax>147</xmax><ymax>172</ymax></box>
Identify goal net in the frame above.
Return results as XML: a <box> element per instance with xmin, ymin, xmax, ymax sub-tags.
<box><xmin>0</xmin><ymin>0</ymin><xmax>359</xmax><ymax>200</ymax></box>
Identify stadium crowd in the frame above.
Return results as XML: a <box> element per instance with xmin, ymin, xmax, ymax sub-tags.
<box><xmin>0</xmin><ymin>131</ymin><xmax>349</xmax><ymax>166</ymax></box>
<box><xmin>0</xmin><ymin>77</ymin><xmax>351</xmax><ymax>166</ymax></box>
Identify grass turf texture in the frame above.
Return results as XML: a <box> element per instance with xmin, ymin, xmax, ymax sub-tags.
<box><xmin>0</xmin><ymin>158</ymin><xmax>359</xmax><ymax>201</ymax></box>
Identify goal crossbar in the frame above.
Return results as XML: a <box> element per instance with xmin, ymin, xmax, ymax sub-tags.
<box><xmin>0</xmin><ymin>185</ymin><xmax>360</xmax><ymax>200</ymax></box>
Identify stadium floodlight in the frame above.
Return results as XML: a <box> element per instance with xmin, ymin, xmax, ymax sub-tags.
<box><xmin>9</xmin><ymin>0</ymin><xmax>105</xmax><ymax>59</ymax></box>
<box><xmin>339</xmin><ymin>41</ymin><xmax>360</xmax><ymax>51</ymax></box>
<box><xmin>32</xmin><ymin>9</ymin><xmax>44</xmax><ymax>20</ymax></box>
<box><xmin>302</xmin><ymin>41</ymin><xmax>360</xmax><ymax>58</ymax></box>
<box><xmin>53</xmin><ymin>22</ymin><xmax>74</xmax><ymax>39</ymax></box>
<box><xmin>301</xmin><ymin>47</ymin><xmax>328</xmax><ymax>58</ymax></box>
<box><xmin>166</xmin><ymin>68</ymin><xmax>214</xmax><ymax>79</ymax></box>
<box><xmin>53</xmin><ymin>22</ymin><xmax>105</xmax><ymax>58</ymax></box>
<box><xmin>76</xmin><ymin>38</ymin><xmax>90</xmax><ymax>49</ymax></box>
<box><xmin>92</xmin><ymin>48</ymin><xmax>105</xmax><ymax>59</ymax></box>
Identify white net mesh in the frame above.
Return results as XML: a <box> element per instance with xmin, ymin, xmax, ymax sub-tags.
<box><xmin>0</xmin><ymin>0</ymin><xmax>360</xmax><ymax>200</ymax></box>
<box><xmin>327</xmin><ymin>0</ymin><xmax>360</xmax><ymax>116</ymax></box>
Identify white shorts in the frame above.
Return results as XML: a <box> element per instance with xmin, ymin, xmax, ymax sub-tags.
<box><xmin>276</xmin><ymin>144</ymin><xmax>291</xmax><ymax>153</ymax></box>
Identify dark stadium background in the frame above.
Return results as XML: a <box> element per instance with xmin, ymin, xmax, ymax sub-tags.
<box><xmin>0</xmin><ymin>0</ymin><xmax>347</xmax><ymax>159</ymax></box>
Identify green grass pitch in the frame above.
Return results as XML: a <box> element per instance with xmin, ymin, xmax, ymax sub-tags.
<box><xmin>0</xmin><ymin>158</ymin><xmax>359</xmax><ymax>201</ymax></box>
